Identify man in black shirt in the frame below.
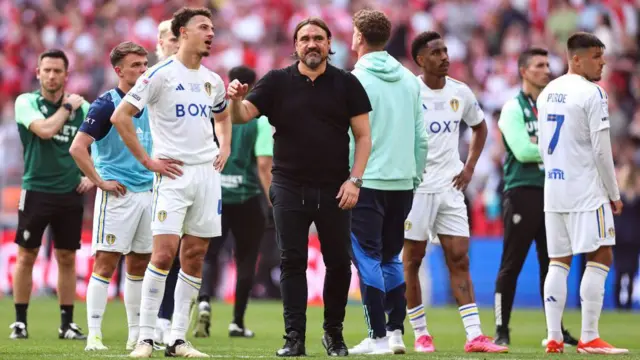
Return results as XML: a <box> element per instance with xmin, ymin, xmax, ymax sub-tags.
<box><xmin>228</xmin><ymin>17</ymin><xmax>372</xmax><ymax>357</ymax></box>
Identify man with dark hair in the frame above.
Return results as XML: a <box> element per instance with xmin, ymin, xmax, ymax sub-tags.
<box><xmin>69</xmin><ymin>41</ymin><xmax>153</xmax><ymax>352</ymax></box>
<box><xmin>493</xmin><ymin>48</ymin><xmax>578</xmax><ymax>347</ymax></box>
<box><xmin>11</xmin><ymin>49</ymin><xmax>93</xmax><ymax>340</ymax></box>
<box><xmin>402</xmin><ymin>31</ymin><xmax>507</xmax><ymax>354</ymax></box>
<box><xmin>537</xmin><ymin>32</ymin><xmax>627</xmax><ymax>354</ymax></box>
<box><xmin>347</xmin><ymin>9</ymin><xmax>428</xmax><ymax>355</ymax></box>
<box><xmin>228</xmin><ymin>16</ymin><xmax>372</xmax><ymax>358</ymax></box>
<box><xmin>112</xmin><ymin>6</ymin><xmax>231</xmax><ymax>358</ymax></box>
<box><xmin>192</xmin><ymin>65</ymin><xmax>273</xmax><ymax>339</ymax></box>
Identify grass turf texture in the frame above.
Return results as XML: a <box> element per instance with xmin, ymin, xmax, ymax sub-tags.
<box><xmin>0</xmin><ymin>298</ymin><xmax>638</xmax><ymax>359</ymax></box>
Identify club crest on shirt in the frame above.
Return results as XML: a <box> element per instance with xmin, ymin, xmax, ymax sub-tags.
<box><xmin>204</xmin><ymin>82</ymin><xmax>212</xmax><ymax>97</ymax></box>
<box><xmin>450</xmin><ymin>98</ymin><xmax>460</xmax><ymax>112</ymax></box>
<box><xmin>157</xmin><ymin>210</ymin><xmax>167</xmax><ymax>222</ymax></box>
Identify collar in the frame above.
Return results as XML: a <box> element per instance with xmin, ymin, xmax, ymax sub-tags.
<box><xmin>37</xmin><ymin>90</ymin><xmax>64</xmax><ymax>107</ymax></box>
<box><xmin>291</xmin><ymin>60</ymin><xmax>333</xmax><ymax>79</ymax></box>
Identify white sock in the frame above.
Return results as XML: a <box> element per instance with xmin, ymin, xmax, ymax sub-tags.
<box><xmin>580</xmin><ymin>262</ymin><xmax>608</xmax><ymax>343</ymax></box>
<box><xmin>124</xmin><ymin>273</ymin><xmax>144</xmax><ymax>342</ymax></box>
<box><xmin>138</xmin><ymin>264</ymin><xmax>169</xmax><ymax>342</ymax></box>
<box><xmin>87</xmin><ymin>273</ymin><xmax>110</xmax><ymax>338</ymax></box>
<box><xmin>407</xmin><ymin>305</ymin><xmax>429</xmax><ymax>338</ymax></box>
<box><xmin>544</xmin><ymin>261</ymin><xmax>570</xmax><ymax>342</ymax></box>
<box><xmin>459</xmin><ymin>303</ymin><xmax>482</xmax><ymax>341</ymax></box>
<box><xmin>170</xmin><ymin>270</ymin><xmax>201</xmax><ymax>345</ymax></box>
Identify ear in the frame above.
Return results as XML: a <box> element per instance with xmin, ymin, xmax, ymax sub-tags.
<box><xmin>416</xmin><ymin>55</ymin><xmax>425</xmax><ymax>68</ymax></box>
<box><xmin>35</xmin><ymin>67</ymin><xmax>40</xmax><ymax>80</ymax></box>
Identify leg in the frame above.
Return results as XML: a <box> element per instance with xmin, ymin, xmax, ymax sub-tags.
<box><xmin>381</xmin><ymin>190</ymin><xmax>414</xmax><ymax>335</ymax></box>
<box><xmin>198</xmin><ymin>212</ymin><xmax>230</xmax><ymax>304</ymax></box>
<box><xmin>12</xmin><ymin>189</ymin><xmax>50</xmax><ymax>336</ymax></box>
<box><xmin>229</xmin><ymin>196</ymin><xmax>265</xmax><ymax>331</ymax></box>
<box><xmin>543</xmin><ymin>211</ymin><xmax>572</xmax><ymax>349</ymax></box>
<box><xmin>402</xmin><ymin>192</ymin><xmax>434</xmax><ymax>344</ymax></box>
<box><xmin>494</xmin><ymin>188</ymin><xmax>537</xmax><ymax>339</ymax></box>
<box><xmin>348</xmin><ymin>188</ymin><xmax>386</xmax><ymax>340</ymax></box>
<box><xmin>49</xmin><ymin>190</ymin><xmax>84</xmax><ymax>338</ymax></box>
<box><xmin>124</xmin><ymin>252</ymin><xmax>150</xmax><ymax>345</ymax></box>
<box><xmin>86</xmin><ymin>251</ymin><xmax>121</xmax><ymax>347</ymax></box>
<box><xmin>270</xmin><ymin>183</ymin><xmax>313</xmax><ymax>340</ymax></box>
<box><xmin>169</xmin><ymin>234</ymin><xmax>208</xmax><ymax>344</ymax></box>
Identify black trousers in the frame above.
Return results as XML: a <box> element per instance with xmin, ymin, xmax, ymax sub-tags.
<box><xmin>200</xmin><ymin>195</ymin><xmax>266</xmax><ymax>325</ymax></box>
<box><xmin>270</xmin><ymin>181</ymin><xmax>352</xmax><ymax>339</ymax></box>
<box><xmin>495</xmin><ymin>187</ymin><xmax>549</xmax><ymax>328</ymax></box>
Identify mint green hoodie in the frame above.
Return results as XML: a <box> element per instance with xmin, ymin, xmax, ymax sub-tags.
<box><xmin>350</xmin><ymin>51</ymin><xmax>428</xmax><ymax>191</ymax></box>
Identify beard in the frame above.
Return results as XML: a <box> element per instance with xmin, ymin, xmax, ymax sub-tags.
<box><xmin>199</xmin><ymin>50</ymin><xmax>210</xmax><ymax>57</ymax></box>
<box><xmin>42</xmin><ymin>83</ymin><xmax>63</xmax><ymax>94</ymax></box>
<box><xmin>301</xmin><ymin>50</ymin><xmax>326</xmax><ymax>69</ymax></box>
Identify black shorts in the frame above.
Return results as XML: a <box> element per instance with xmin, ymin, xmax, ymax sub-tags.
<box><xmin>15</xmin><ymin>189</ymin><xmax>84</xmax><ymax>250</ymax></box>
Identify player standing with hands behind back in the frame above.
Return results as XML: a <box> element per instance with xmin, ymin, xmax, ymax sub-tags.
<box><xmin>111</xmin><ymin>7</ymin><xmax>231</xmax><ymax>358</ymax></box>
<box><xmin>537</xmin><ymin>32</ymin><xmax>627</xmax><ymax>355</ymax></box>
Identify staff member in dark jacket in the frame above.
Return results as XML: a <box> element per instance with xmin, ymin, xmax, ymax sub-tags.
<box><xmin>227</xmin><ymin>17</ymin><xmax>372</xmax><ymax>358</ymax></box>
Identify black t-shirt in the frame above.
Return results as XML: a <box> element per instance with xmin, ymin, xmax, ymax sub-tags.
<box><xmin>246</xmin><ymin>62</ymin><xmax>371</xmax><ymax>187</ymax></box>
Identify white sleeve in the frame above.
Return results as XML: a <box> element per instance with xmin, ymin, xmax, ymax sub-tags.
<box><xmin>211</xmin><ymin>73</ymin><xmax>228</xmax><ymax>114</ymax></box>
<box><xmin>461</xmin><ymin>86</ymin><xmax>485</xmax><ymax>127</ymax></box>
<box><xmin>124</xmin><ymin>70</ymin><xmax>163</xmax><ymax>111</ymax></box>
<box><xmin>586</xmin><ymin>86</ymin><xmax>610</xmax><ymax>133</ymax></box>
<box><xmin>590</xmin><ymin>128</ymin><xmax>620</xmax><ymax>201</ymax></box>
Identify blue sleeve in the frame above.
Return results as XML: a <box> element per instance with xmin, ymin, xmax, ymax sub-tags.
<box><xmin>79</xmin><ymin>97</ymin><xmax>115</xmax><ymax>141</ymax></box>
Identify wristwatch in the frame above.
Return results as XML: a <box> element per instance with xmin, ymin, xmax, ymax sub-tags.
<box><xmin>349</xmin><ymin>176</ymin><xmax>363</xmax><ymax>188</ymax></box>
<box><xmin>62</xmin><ymin>103</ymin><xmax>73</xmax><ymax>112</ymax></box>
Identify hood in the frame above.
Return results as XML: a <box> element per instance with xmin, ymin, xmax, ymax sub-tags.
<box><xmin>354</xmin><ymin>51</ymin><xmax>403</xmax><ymax>82</ymax></box>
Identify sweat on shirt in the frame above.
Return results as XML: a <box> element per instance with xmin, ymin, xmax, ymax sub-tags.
<box><xmin>350</xmin><ymin>51</ymin><xmax>428</xmax><ymax>191</ymax></box>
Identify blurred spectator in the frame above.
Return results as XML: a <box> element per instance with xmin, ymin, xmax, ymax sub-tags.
<box><xmin>0</xmin><ymin>0</ymin><xmax>639</xmax><ymax>237</ymax></box>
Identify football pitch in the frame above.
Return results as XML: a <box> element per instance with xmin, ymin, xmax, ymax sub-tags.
<box><xmin>0</xmin><ymin>298</ymin><xmax>638</xmax><ymax>359</ymax></box>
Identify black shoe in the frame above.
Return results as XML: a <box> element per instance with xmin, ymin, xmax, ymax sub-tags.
<box><xmin>9</xmin><ymin>322</ymin><xmax>28</xmax><ymax>339</ymax></box>
<box><xmin>322</xmin><ymin>331</ymin><xmax>348</xmax><ymax>356</ymax></box>
<box><xmin>494</xmin><ymin>325</ymin><xmax>510</xmax><ymax>346</ymax></box>
<box><xmin>59</xmin><ymin>323</ymin><xmax>87</xmax><ymax>340</ymax></box>
<box><xmin>563</xmin><ymin>328</ymin><xmax>579</xmax><ymax>346</ymax></box>
<box><xmin>276</xmin><ymin>331</ymin><xmax>306</xmax><ymax>357</ymax></box>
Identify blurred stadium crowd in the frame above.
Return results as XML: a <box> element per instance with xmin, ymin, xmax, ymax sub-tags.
<box><xmin>0</xmin><ymin>0</ymin><xmax>639</xmax><ymax>294</ymax></box>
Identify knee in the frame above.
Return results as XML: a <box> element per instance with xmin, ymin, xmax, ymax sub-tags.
<box><xmin>93</xmin><ymin>259</ymin><xmax>118</xmax><ymax>278</ymax></box>
<box><xmin>180</xmin><ymin>244</ymin><xmax>207</xmax><ymax>273</ymax></box>
<box><xmin>126</xmin><ymin>254</ymin><xmax>151</xmax><ymax>276</ymax></box>
<box><xmin>151</xmin><ymin>250</ymin><xmax>176</xmax><ymax>271</ymax></box>
<box><xmin>17</xmin><ymin>248</ymin><xmax>39</xmax><ymax>268</ymax></box>
<box><xmin>280</xmin><ymin>249</ymin><xmax>307</xmax><ymax>273</ymax></box>
<box><xmin>403</xmin><ymin>249</ymin><xmax>425</xmax><ymax>272</ymax></box>
<box><xmin>55</xmin><ymin>250</ymin><xmax>76</xmax><ymax>268</ymax></box>
<box><xmin>446</xmin><ymin>251</ymin><xmax>469</xmax><ymax>274</ymax></box>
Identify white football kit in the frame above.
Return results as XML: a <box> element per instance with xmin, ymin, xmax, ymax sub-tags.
<box><xmin>537</xmin><ymin>74</ymin><xmax>617</xmax><ymax>257</ymax></box>
<box><xmin>124</xmin><ymin>57</ymin><xmax>227</xmax><ymax>238</ymax></box>
<box><xmin>92</xmin><ymin>189</ymin><xmax>153</xmax><ymax>255</ymax></box>
<box><xmin>405</xmin><ymin>76</ymin><xmax>485</xmax><ymax>242</ymax></box>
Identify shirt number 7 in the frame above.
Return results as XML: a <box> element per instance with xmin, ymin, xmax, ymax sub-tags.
<box><xmin>547</xmin><ymin>114</ymin><xmax>564</xmax><ymax>155</ymax></box>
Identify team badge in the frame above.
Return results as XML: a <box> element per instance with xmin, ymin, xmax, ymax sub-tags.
<box><xmin>158</xmin><ymin>210</ymin><xmax>167</xmax><ymax>222</ymax></box>
<box><xmin>608</xmin><ymin>227</ymin><xmax>615</xmax><ymax>237</ymax></box>
<box><xmin>512</xmin><ymin>214</ymin><xmax>522</xmax><ymax>224</ymax></box>
<box><xmin>404</xmin><ymin>220</ymin><xmax>412</xmax><ymax>231</ymax></box>
<box><xmin>450</xmin><ymin>98</ymin><xmax>460</xmax><ymax>112</ymax></box>
<box><xmin>204</xmin><ymin>82</ymin><xmax>212</xmax><ymax>96</ymax></box>
<box><xmin>105</xmin><ymin>234</ymin><xmax>116</xmax><ymax>245</ymax></box>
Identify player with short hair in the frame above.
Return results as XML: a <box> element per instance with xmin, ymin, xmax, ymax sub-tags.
<box><xmin>537</xmin><ymin>32</ymin><xmax>628</xmax><ymax>355</ymax></box>
<box><xmin>402</xmin><ymin>31</ymin><xmax>508</xmax><ymax>353</ymax></box>
<box><xmin>156</xmin><ymin>20</ymin><xmax>179</xmax><ymax>61</ymax></box>
<box><xmin>347</xmin><ymin>9</ymin><xmax>428</xmax><ymax>356</ymax></box>
<box><xmin>111</xmin><ymin>7</ymin><xmax>231</xmax><ymax>358</ymax></box>
<box><xmin>11</xmin><ymin>49</ymin><xmax>93</xmax><ymax>341</ymax></box>
<box><xmin>69</xmin><ymin>41</ymin><xmax>152</xmax><ymax>352</ymax></box>
<box><xmin>493</xmin><ymin>47</ymin><xmax>578</xmax><ymax>347</ymax></box>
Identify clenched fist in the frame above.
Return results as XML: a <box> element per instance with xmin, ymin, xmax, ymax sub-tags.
<box><xmin>227</xmin><ymin>79</ymin><xmax>249</xmax><ymax>100</ymax></box>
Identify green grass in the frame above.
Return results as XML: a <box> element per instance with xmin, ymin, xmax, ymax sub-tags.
<box><xmin>0</xmin><ymin>298</ymin><xmax>638</xmax><ymax>359</ymax></box>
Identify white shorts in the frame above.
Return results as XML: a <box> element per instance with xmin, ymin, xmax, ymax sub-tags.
<box><xmin>404</xmin><ymin>187</ymin><xmax>470</xmax><ymax>242</ymax></box>
<box><xmin>151</xmin><ymin>163</ymin><xmax>221</xmax><ymax>238</ymax></box>
<box><xmin>545</xmin><ymin>203</ymin><xmax>616</xmax><ymax>258</ymax></box>
<box><xmin>92</xmin><ymin>188</ymin><xmax>153</xmax><ymax>255</ymax></box>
